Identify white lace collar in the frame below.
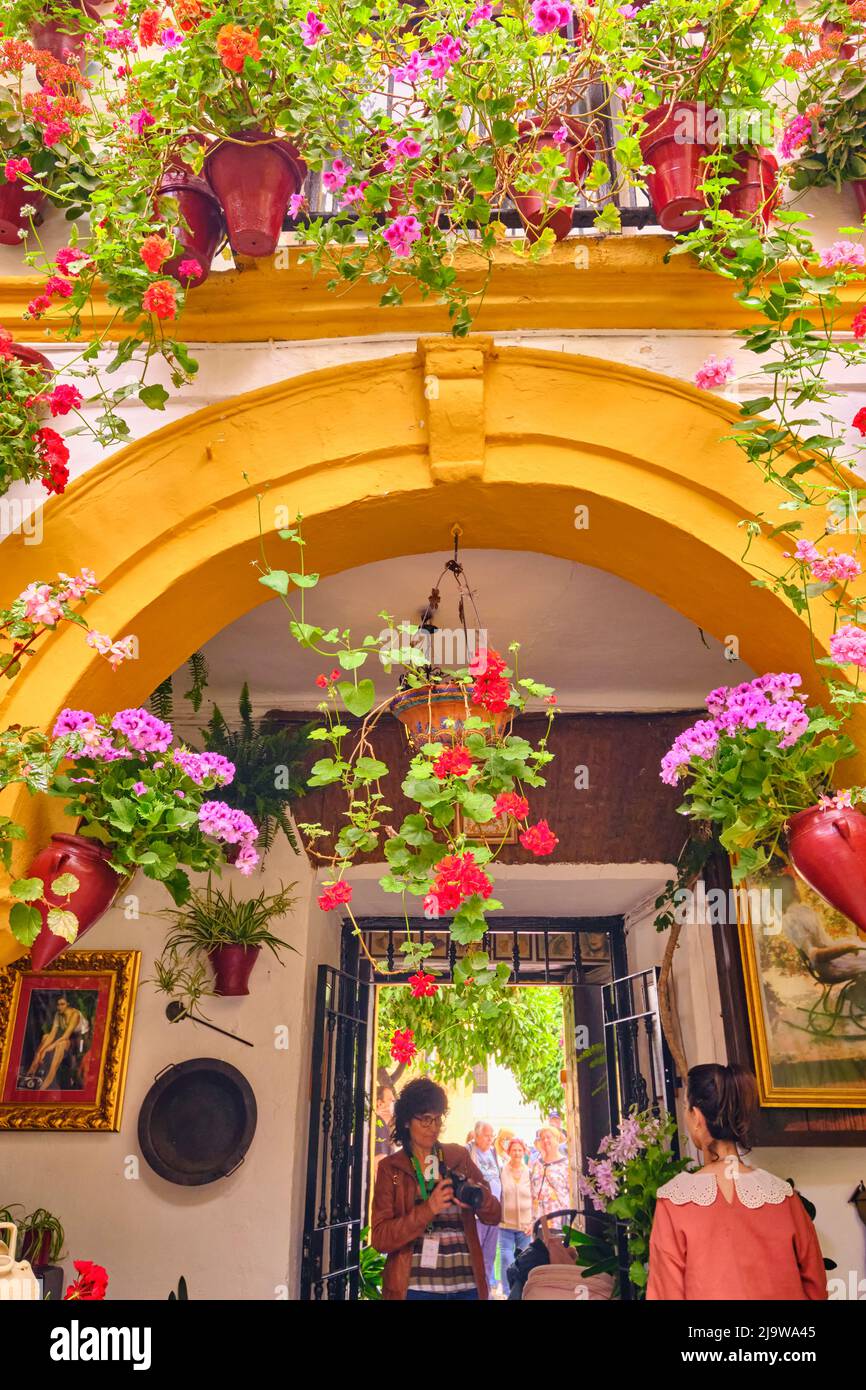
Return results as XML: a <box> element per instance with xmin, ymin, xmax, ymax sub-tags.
<box><xmin>656</xmin><ymin>1168</ymin><xmax>793</xmax><ymax>1209</ymax></box>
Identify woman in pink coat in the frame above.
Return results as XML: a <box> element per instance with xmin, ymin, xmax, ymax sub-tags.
<box><xmin>647</xmin><ymin>1063</ymin><xmax>827</xmax><ymax>1301</ymax></box>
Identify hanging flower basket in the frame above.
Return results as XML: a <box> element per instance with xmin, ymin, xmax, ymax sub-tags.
<box><xmin>509</xmin><ymin>117</ymin><xmax>594</xmax><ymax>243</ymax></box>
<box><xmin>29</xmin><ymin>1</ymin><xmax>101</xmax><ymax>84</ymax></box>
<box><xmin>28</xmin><ymin>834</ymin><xmax>122</xmax><ymax>969</ymax></box>
<box><xmin>390</xmin><ymin>680</ymin><xmax>508</xmax><ymax>747</ymax></box>
<box><xmin>640</xmin><ymin>101</ymin><xmax>716</xmax><ymax>232</ymax></box>
<box><xmin>208</xmin><ymin>944</ymin><xmax>261</xmax><ymax>996</ymax></box>
<box><xmin>721</xmin><ymin>148</ymin><xmax>779</xmax><ymax>227</ymax></box>
<box><xmin>0</xmin><ymin>179</ymin><xmax>46</xmax><ymax>247</ymax></box>
<box><xmin>204</xmin><ymin>132</ymin><xmax>306</xmax><ymax>258</ymax></box>
<box><xmin>157</xmin><ymin>150</ymin><xmax>225</xmax><ymax>287</ymax></box>
<box><xmin>787</xmin><ymin>805</ymin><xmax>866</xmax><ymax>939</ymax></box>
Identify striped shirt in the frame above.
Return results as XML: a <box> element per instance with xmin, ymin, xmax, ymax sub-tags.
<box><xmin>407</xmin><ymin>1205</ymin><xmax>476</xmax><ymax>1293</ymax></box>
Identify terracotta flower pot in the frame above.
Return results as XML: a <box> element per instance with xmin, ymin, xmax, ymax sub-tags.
<box><xmin>8</xmin><ymin>342</ymin><xmax>53</xmax><ymax>373</ymax></box>
<box><xmin>640</xmin><ymin>102</ymin><xmax>717</xmax><ymax>232</ymax></box>
<box><xmin>205</xmin><ymin>133</ymin><xmax>306</xmax><ymax>257</ymax></box>
<box><xmin>787</xmin><ymin>805</ymin><xmax>866</xmax><ymax>938</ymax></box>
<box><xmin>510</xmin><ymin>117</ymin><xmax>594</xmax><ymax>243</ymax></box>
<box><xmin>390</xmin><ymin>680</ymin><xmax>508</xmax><ymax>747</ymax></box>
<box><xmin>29</xmin><ymin>1</ymin><xmax>101</xmax><ymax>84</ymax></box>
<box><xmin>208</xmin><ymin>944</ymin><xmax>261</xmax><ymax>996</ymax></box>
<box><xmin>721</xmin><ymin>148</ymin><xmax>779</xmax><ymax>226</ymax></box>
<box><xmin>157</xmin><ymin>159</ymin><xmax>225</xmax><ymax>287</ymax></box>
<box><xmin>852</xmin><ymin>180</ymin><xmax>866</xmax><ymax>220</ymax></box>
<box><xmin>820</xmin><ymin>18</ymin><xmax>855</xmax><ymax>61</ymax></box>
<box><xmin>0</xmin><ymin>179</ymin><xmax>46</xmax><ymax>246</ymax></box>
<box><xmin>28</xmin><ymin>834</ymin><xmax>122</xmax><ymax>969</ymax></box>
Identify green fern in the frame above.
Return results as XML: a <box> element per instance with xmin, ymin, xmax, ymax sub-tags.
<box><xmin>149</xmin><ymin>651</ymin><xmax>209</xmax><ymax>721</ymax></box>
<box><xmin>201</xmin><ymin>687</ymin><xmax>313</xmax><ymax>860</ymax></box>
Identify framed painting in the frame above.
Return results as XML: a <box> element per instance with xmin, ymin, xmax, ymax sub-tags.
<box><xmin>737</xmin><ymin>870</ymin><xmax>866</xmax><ymax>1108</ymax></box>
<box><xmin>0</xmin><ymin>950</ymin><xmax>140</xmax><ymax>1131</ymax></box>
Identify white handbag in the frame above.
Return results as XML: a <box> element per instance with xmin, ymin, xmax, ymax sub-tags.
<box><xmin>0</xmin><ymin>1223</ymin><xmax>41</xmax><ymax>1301</ymax></box>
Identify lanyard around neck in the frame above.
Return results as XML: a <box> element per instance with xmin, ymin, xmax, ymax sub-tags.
<box><xmin>412</xmin><ymin>1152</ymin><xmax>436</xmax><ymax>1200</ymax></box>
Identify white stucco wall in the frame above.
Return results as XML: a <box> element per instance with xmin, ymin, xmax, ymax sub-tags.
<box><xmin>0</xmin><ymin>838</ymin><xmax>341</xmax><ymax>1301</ymax></box>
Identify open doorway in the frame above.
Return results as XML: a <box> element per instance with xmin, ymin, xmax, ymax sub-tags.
<box><xmin>373</xmin><ymin>981</ymin><xmax>572</xmax><ymax>1298</ymax></box>
<box><xmin>300</xmin><ymin>916</ymin><xmax>676</xmax><ymax>1299</ymax></box>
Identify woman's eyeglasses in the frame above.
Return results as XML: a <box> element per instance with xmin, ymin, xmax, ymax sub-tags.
<box><xmin>413</xmin><ymin>1113</ymin><xmax>444</xmax><ymax>1129</ymax></box>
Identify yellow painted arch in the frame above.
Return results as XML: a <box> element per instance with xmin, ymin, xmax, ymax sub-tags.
<box><xmin>0</xmin><ymin>339</ymin><xmax>859</xmax><ymax>964</ymax></box>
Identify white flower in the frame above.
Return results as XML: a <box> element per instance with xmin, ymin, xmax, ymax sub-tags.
<box><xmin>19</xmin><ymin>203</ymin><xmax>37</xmax><ymax>217</ymax></box>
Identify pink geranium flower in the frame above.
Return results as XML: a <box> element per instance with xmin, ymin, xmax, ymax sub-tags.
<box><xmin>530</xmin><ymin>0</ymin><xmax>572</xmax><ymax>35</ymax></box>
<box><xmin>383</xmin><ymin>214</ymin><xmax>422</xmax><ymax>257</ymax></box>
<box><xmin>819</xmin><ymin>241</ymin><xmax>866</xmax><ymax>271</ymax></box>
<box><xmin>694</xmin><ymin>355</ymin><xmax>735</xmax><ymax>390</ymax></box>
<box><xmin>300</xmin><ymin>11</ymin><xmax>329</xmax><ymax>46</ymax></box>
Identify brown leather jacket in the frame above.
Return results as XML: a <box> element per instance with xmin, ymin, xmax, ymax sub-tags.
<box><xmin>371</xmin><ymin>1143</ymin><xmax>502</xmax><ymax>1300</ymax></box>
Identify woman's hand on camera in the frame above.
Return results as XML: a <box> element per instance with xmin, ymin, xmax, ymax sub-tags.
<box><xmin>426</xmin><ymin>1177</ymin><xmax>455</xmax><ymax>1216</ymax></box>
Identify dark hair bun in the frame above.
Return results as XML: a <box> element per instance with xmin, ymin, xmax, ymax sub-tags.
<box><xmin>687</xmin><ymin>1063</ymin><xmax>757</xmax><ymax>1149</ymax></box>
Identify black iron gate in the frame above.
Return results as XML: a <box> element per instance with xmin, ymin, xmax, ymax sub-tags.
<box><xmin>300</xmin><ymin>934</ymin><xmax>373</xmax><ymax>1301</ymax></box>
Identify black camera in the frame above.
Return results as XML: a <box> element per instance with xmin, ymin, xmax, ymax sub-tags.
<box><xmin>443</xmin><ymin>1165</ymin><xmax>484</xmax><ymax>1213</ymax></box>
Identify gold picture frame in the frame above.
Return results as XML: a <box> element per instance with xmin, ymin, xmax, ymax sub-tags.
<box><xmin>0</xmin><ymin>949</ymin><xmax>140</xmax><ymax>1131</ymax></box>
<box><xmin>736</xmin><ymin>872</ymin><xmax>866</xmax><ymax>1109</ymax></box>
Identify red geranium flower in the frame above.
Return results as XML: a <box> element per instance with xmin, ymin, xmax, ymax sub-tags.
<box><xmin>854</xmin><ymin>407</ymin><xmax>866</xmax><ymax>437</ymax></box>
<box><xmin>519</xmin><ymin>820</ymin><xmax>559</xmax><ymax>856</ymax></box>
<box><xmin>317</xmin><ymin>880</ymin><xmax>353</xmax><ymax>912</ymax></box>
<box><xmin>433</xmin><ymin>744</ymin><xmax>474</xmax><ymax>779</ymax></box>
<box><xmin>138</xmin><ymin>8</ymin><xmax>161</xmax><ymax>45</ymax></box>
<box><xmin>493</xmin><ymin>791</ymin><xmax>529</xmax><ymax>820</ymax></box>
<box><xmin>315</xmin><ymin>674</ymin><xmax>328</xmax><ymax>688</ymax></box>
<box><xmin>408</xmin><ymin>970</ymin><xmax>438</xmax><ymax>998</ymax></box>
<box><xmin>216</xmin><ymin>23</ymin><xmax>261</xmax><ymax>71</ymax></box>
<box><xmin>140</xmin><ymin>233</ymin><xmax>173</xmax><ymax>273</ymax></box>
<box><xmin>469</xmin><ymin>647</ymin><xmax>512</xmax><ymax>714</ymax></box>
<box><xmin>64</xmin><ymin>1260</ymin><xmax>108</xmax><ymax>1301</ymax></box>
<box><xmin>853</xmin><ymin>308</ymin><xmax>866</xmax><ymax>342</ymax></box>
<box><xmin>431</xmin><ymin>850</ymin><xmax>493</xmax><ymax>911</ymax></box>
<box><xmin>47</xmin><ymin>383</ymin><xmax>83</xmax><ymax>417</ymax></box>
<box><xmin>390</xmin><ymin>1028</ymin><xmax>417</xmax><ymax>1064</ymax></box>
<box><xmin>142</xmin><ymin>279</ymin><xmax>177</xmax><ymax>320</ymax></box>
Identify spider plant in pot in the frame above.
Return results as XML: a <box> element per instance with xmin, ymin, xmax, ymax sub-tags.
<box><xmin>20</xmin><ymin>1207</ymin><xmax>66</xmax><ymax>1269</ymax></box>
<box><xmin>160</xmin><ymin>878</ymin><xmax>298</xmax><ymax>997</ymax></box>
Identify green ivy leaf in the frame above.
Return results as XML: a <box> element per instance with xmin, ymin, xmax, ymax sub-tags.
<box><xmin>259</xmin><ymin>571</ymin><xmax>290</xmax><ymax>595</ymax></box>
<box><xmin>10</xmin><ymin>877</ymin><xmax>44</xmax><ymax>902</ymax></box>
<box><xmin>50</xmin><ymin>872</ymin><xmax>80</xmax><ymax>897</ymax></box>
<box><xmin>339</xmin><ymin>679</ymin><xmax>376</xmax><ymax>717</ymax></box>
<box><xmin>9</xmin><ymin>902</ymin><xmax>42</xmax><ymax>945</ymax></box>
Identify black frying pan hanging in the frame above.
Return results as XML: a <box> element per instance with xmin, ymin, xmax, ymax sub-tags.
<box><xmin>138</xmin><ymin>1058</ymin><xmax>257</xmax><ymax>1186</ymax></box>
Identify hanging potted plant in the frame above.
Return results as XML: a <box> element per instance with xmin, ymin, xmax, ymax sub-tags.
<box><xmin>719</xmin><ymin>146</ymin><xmax>780</xmax><ymax>226</ymax></box>
<box><xmin>618</xmin><ymin>0</ymin><xmax>788</xmax><ymax>230</ymax></box>
<box><xmin>156</xmin><ymin>140</ymin><xmax>225</xmax><ymax>287</ymax></box>
<box><xmin>785</xmin><ymin>61</ymin><xmax>866</xmax><ymax>218</ymax></box>
<box><xmin>256</xmin><ymin>515</ymin><xmax>559</xmax><ymax>1035</ymax></box>
<box><xmin>507</xmin><ymin>115</ymin><xmax>596</xmax><ymax>243</ymax></box>
<box><xmin>660</xmin><ymin>671</ymin><xmax>866</xmax><ymax>934</ymax></box>
<box><xmin>28</xmin><ymin>0</ymin><xmax>102</xmax><ymax>82</ymax></box>
<box><xmin>23</xmin><ymin>706</ymin><xmax>260</xmax><ymax>966</ymax></box>
<box><xmin>131</xmin><ymin>14</ymin><xmax>309</xmax><ymax>258</ymax></box>
<box><xmin>158</xmin><ymin>878</ymin><xmax>298</xmax><ymax>997</ymax></box>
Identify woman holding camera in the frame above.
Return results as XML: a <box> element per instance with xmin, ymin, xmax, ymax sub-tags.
<box><xmin>371</xmin><ymin>1078</ymin><xmax>502</xmax><ymax>1301</ymax></box>
<box><xmin>647</xmin><ymin>1063</ymin><xmax>827</xmax><ymax>1301</ymax></box>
